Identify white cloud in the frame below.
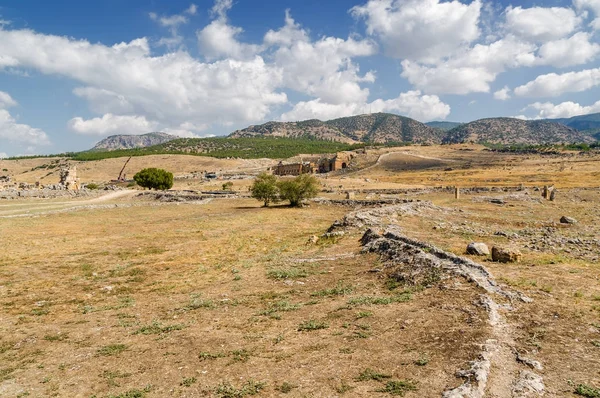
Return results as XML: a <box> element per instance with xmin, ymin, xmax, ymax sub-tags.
<box><xmin>514</xmin><ymin>67</ymin><xmax>600</xmax><ymax>97</ymax></box>
<box><xmin>281</xmin><ymin>90</ymin><xmax>450</xmax><ymax>122</ymax></box>
<box><xmin>0</xmin><ymin>90</ymin><xmax>17</xmax><ymax>108</ymax></box>
<box><xmin>197</xmin><ymin>20</ymin><xmax>261</xmax><ymax>60</ymax></box>
<box><xmin>494</xmin><ymin>86</ymin><xmax>511</xmax><ymax>100</ymax></box>
<box><xmin>211</xmin><ymin>0</ymin><xmax>233</xmax><ymax>19</ymax></box>
<box><xmin>505</xmin><ymin>6</ymin><xmax>581</xmax><ymax>42</ymax></box>
<box><xmin>197</xmin><ymin>0</ymin><xmax>262</xmax><ymax>60</ymax></box>
<box><xmin>73</xmin><ymin>87</ymin><xmax>135</xmax><ymax>114</ymax></box>
<box><xmin>150</xmin><ymin>4</ymin><xmax>198</xmax><ymax>48</ymax></box>
<box><xmin>68</xmin><ymin>114</ymin><xmax>159</xmax><ymax>136</ymax></box>
<box><xmin>0</xmin><ymin>28</ymin><xmax>287</xmax><ymax>132</ymax></box>
<box><xmin>536</xmin><ymin>32</ymin><xmax>600</xmax><ymax>67</ymax></box>
<box><xmin>524</xmin><ymin>100</ymin><xmax>600</xmax><ymax>118</ymax></box>
<box><xmin>574</xmin><ymin>0</ymin><xmax>600</xmax><ymax>29</ymax></box>
<box><xmin>351</xmin><ymin>1</ymin><xmax>597</xmax><ymax>96</ymax></box>
<box><xmin>400</xmin><ymin>35</ymin><xmax>537</xmax><ymax>94</ymax></box>
<box><xmin>264</xmin><ymin>10</ymin><xmax>308</xmax><ymax>47</ymax></box>
<box><xmin>0</xmin><ymin>109</ymin><xmax>51</xmax><ymax>146</ymax></box>
<box><xmin>149</xmin><ymin>13</ymin><xmax>188</xmax><ymax>29</ymax></box>
<box><xmin>186</xmin><ymin>4</ymin><xmax>198</xmax><ymax>16</ymax></box>
<box><xmin>0</xmin><ymin>90</ymin><xmax>50</xmax><ymax>146</ymax></box>
<box><xmin>352</xmin><ymin>0</ymin><xmax>481</xmax><ymax>63</ymax></box>
<box><xmin>401</xmin><ymin>61</ymin><xmax>494</xmax><ymax>95</ymax></box>
<box><xmin>266</xmin><ymin>12</ymin><xmax>376</xmax><ymax>104</ymax></box>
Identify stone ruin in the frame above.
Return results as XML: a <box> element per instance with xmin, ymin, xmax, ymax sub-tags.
<box><xmin>0</xmin><ymin>175</ymin><xmax>13</xmax><ymax>188</ymax></box>
<box><xmin>59</xmin><ymin>167</ymin><xmax>79</xmax><ymax>190</ymax></box>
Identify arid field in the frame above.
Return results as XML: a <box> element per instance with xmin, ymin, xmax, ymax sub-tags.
<box><xmin>1</xmin><ymin>145</ymin><xmax>599</xmax><ymax>397</ymax></box>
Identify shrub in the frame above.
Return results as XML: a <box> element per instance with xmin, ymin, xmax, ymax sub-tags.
<box><xmin>277</xmin><ymin>174</ymin><xmax>319</xmax><ymax>207</ymax></box>
<box><xmin>133</xmin><ymin>168</ymin><xmax>173</xmax><ymax>190</ymax></box>
<box><xmin>86</xmin><ymin>183</ymin><xmax>99</xmax><ymax>190</ymax></box>
<box><xmin>250</xmin><ymin>172</ymin><xmax>279</xmax><ymax>207</ymax></box>
<box><xmin>222</xmin><ymin>181</ymin><xmax>234</xmax><ymax>191</ymax></box>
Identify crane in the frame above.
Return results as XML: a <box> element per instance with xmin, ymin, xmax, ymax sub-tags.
<box><xmin>117</xmin><ymin>157</ymin><xmax>132</xmax><ymax>181</ymax></box>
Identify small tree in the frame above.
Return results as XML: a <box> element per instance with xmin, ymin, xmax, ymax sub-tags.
<box><xmin>222</xmin><ymin>181</ymin><xmax>234</xmax><ymax>191</ymax></box>
<box><xmin>250</xmin><ymin>172</ymin><xmax>279</xmax><ymax>207</ymax></box>
<box><xmin>133</xmin><ymin>168</ymin><xmax>174</xmax><ymax>190</ymax></box>
<box><xmin>278</xmin><ymin>174</ymin><xmax>319</xmax><ymax>207</ymax></box>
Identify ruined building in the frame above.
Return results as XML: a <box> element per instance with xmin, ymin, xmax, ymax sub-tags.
<box><xmin>272</xmin><ymin>152</ymin><xmax>356</xmax><ymax>176</ymax></box>
<box><xmin>272</xmin><ymin>162</ymin><xmax>317</xmax><ymax>176</ymax></box>
<box><xmin>318</xmin><ymin>152</ymin><xmax>353</xmax><ymax>173</ymax></box>
<box><xmin>59</xmin><ymin>167</ymin><xmax>79</xmax><ymax>190</ymax></box>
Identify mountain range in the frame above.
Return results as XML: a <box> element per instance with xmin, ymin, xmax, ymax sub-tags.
<box><xmin>90</xmin><ymin>112</ymin><xmax>600</xmax><ymax>151</ymax></box>
<box><xmin>92</xmin><ymin>132</ymin><xmax>177</xmax><ymax>151</ymax></box>
<box><xmin>230</xmin><ymin>113</ymin><xmax>444</xmax><ymax>144</ymax></box>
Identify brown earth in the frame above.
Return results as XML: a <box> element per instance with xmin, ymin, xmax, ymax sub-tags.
<box><xmin>1</xmin><ymin>145</ymin><xmax>600</xmax><ymax>397</ymax></box>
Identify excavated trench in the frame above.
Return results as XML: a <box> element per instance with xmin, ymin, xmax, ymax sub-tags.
<box><xmin>329</xmin><ymin>202</ymin><xmax>545</xmax><ymax>397</ymax></box>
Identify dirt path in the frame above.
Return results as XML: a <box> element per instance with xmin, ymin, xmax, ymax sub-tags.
<box><xmin>83</xmin><ymin>189</ymin><xmax>138</xmax><ymax>204</ymax></box>
<box><xmin>0</xmin><ymin>190</ymin><xmax>138</xmax><ymax>218</ymax></box>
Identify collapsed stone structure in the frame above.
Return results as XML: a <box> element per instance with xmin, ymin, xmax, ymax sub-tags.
<box><xmin>272</xmin><ymin>152</ymin><xmax>355</xmax><ymax>176</ymax></box>
<box><xmin>59</xmin><ymin>167</ymin><xmax>79</xmax><ymax>190</ymax></box>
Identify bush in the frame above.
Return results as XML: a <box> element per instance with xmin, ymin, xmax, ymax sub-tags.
<box><xmin>222</xmin><ymin>181</ymin><xmax>234</xmax><ymax>191</ymax></box>
<box><xmin>250</xmin><ymin>172</ymin><xmax>280</xmax><ymax>207</ymax></box>
<box><xmin>86</xmin><ymin>183</ymin><xmax>99</xmax><ymax>190</ymax></box>
<box><xmin>278</xmin><ymin>174</ymin><xmax>319</xmax><ymax>207</ymax></box>
<box><xmin>133</xmin><ymin>168</ymin><xmax>173</xmax><ymax>190</ymax></box>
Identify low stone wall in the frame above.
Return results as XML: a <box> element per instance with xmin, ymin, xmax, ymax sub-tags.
<box><xmin>0</xmin><ymin>188</ymin><xmax>99</xmax><ymax>200</ymax></box>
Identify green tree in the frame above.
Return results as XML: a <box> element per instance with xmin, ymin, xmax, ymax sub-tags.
<box><xmin>250</xmin><ymin>172</ymin><xmax>279</xmax><ymax>207</ymax></box>
<box><xmin>222</xmin><ymin>181</ymin><xmax>234</xmax><ymax>191</ymax></box>
<box><xmin>133</xmin><ymin>168</ymin><xmax>174</xmax><ymax>190</ymax></box>
<box><xmin>278</xmin><ymin>174</ymin><xmax>319</xmax><ymax>207</ymax></box>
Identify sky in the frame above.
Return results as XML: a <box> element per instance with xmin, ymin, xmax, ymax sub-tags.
<box><xmin>2</xmin><ymin>0</ymin><xmax>600</xmax><ymax>157</ymax></box>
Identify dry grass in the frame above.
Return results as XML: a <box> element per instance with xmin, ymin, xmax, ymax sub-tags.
<box><xmin>2</xmin><ymin>145</ymin><xmax>600</xmax><ymax>396</ymax></box>
<box><xmin>0</xmin><ymin>197</ymin><xmax>489</xmax><ymax>397</ymax></box>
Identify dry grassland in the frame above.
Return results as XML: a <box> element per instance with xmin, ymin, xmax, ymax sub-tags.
<box><xmin>1</xmin><ymin>145</ymin><xmax>600</xmax><ymax>397</ymax></box>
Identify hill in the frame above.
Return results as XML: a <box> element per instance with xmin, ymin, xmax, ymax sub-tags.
<box><xmin>73</xmin><ymin>137</ymin><xmax>364</xmax><ymax>161</ymax></box>
<box><xmin>230</xmin><ymin>113</ymin><xmax>442</xmax><ymax>144</ymax></box>
<box><xmin>442</xmin><ymin>117</ymin><xmax>595</xmax><ymax>145</ymax></box>
<box><xmin>92</xmin><ymin>132</ymin><xmax>178</xmax><ymax>151</ymax></box>
<box><xmin>425</xmin><ymin>121</ymin><xmax>463</xmax><ymax>131</ymax></box>
<box><xmin>546</xmin><ymin>113</ymin><xmax>600</xmax><ymax>139</ymax></box>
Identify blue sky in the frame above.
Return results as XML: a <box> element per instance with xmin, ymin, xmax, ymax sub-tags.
<box><xmin>1</xmin><ymin>0</ymin><xmax>600</xmax><ymax>156</ymax></box>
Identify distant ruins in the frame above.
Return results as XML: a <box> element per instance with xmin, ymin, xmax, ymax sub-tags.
<box><xmin>272</xmin><ymin>152</ymin><xmax>354</xmax><ymax>176</ymax></box>
<box><xmin>59</xmin><ymin>166</ymin><xmax>79</xmax><ymax>190</ymax></box>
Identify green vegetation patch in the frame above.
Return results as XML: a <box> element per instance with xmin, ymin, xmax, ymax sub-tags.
<box><xmin>214</xmin><ymin>380</ymin><xmax>266</xmax><ymax>398</ymax></box>
<box><xmin>355</xmin><ymin>368</ymin><xmax>392</xmax><ymax>382</ymax></box>
<box><xmin>576</xmin><ymin>384</ymin><xmax>600</xmax><ymax>398</ymax></box>
<box><xmin>134</xmin><ymin>321</ymin><xmax>184</xmax><ymax>335</ymax></box>
<box><xmin>297</xmin><ymin>320</ymin><xmax>329</xmax><ymax>331</ymax></box>
<box><xmin>347</xmin><ymin>291</ymin><xmax>412</xmax><ymax>306</ymax></box>
<box><xmin>376</xmin><ymin>380</ymin><xmax>418</xmax><ymax>396</ymax></box>
<box><xmin>267</xmin><ymin>268</ymin><xmax>308</xmax><ymax>280</ymax></box>
<box><xmin>97</xmin><ymin>344</ymin><xmax>128</xmax><ymax>356</ymax></box>
<box><xmin>311</xmin><ymin>283</ymin><xmax>353</xmax><ymax>297</ymax></box>
<box><xmin>67</xmin><ymin>137</ymin><xmax>365</xmax><ymax>161</ymax></box>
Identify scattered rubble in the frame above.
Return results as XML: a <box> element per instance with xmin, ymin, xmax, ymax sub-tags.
<box><xmin>560</xmin><ymin>216</ymin><xmax>578</xmax><ymax>224</ymax></box>
<box><xmin>492</xmin><ymin>246</ymin><xmax>522</xmax><ymax>263</ymax></box>
<box><xmin>466</xmin><ymin>242</ymin><xmax>490</xmax><ymax>256</ymax></box>
<box><xmin>136</xmin><ymin>190</ymin><xmax>238</xmax><ymax>202</ymax></box>
<box><xmin>357</xmin><ymin>226</ymin><xmax>542</xmax><ymax>397</ymax></box>
<box><xmin>326</xmin><ymin>200</ymin><xmax>443</xmax><ymax>231</ymax></box>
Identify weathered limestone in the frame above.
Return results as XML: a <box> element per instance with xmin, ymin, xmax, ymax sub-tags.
<box><xmin>560</xmin><ymin>216</ymin><xmax>577</xmax><ymax>224</ymax></box>
<box><xmin>467</xmin><ymin>242</ymin><xmax>490</xmax><ymax>256</ymax></box>
<box><xmin>59</xmin><ymin>167</ymin><xmax>79</xmax><ymax>190</ymax></box>
<box><xmin>491</xmin><ymin>246</ymin><xmax>522</xmax><ymax>263</ymax></box>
